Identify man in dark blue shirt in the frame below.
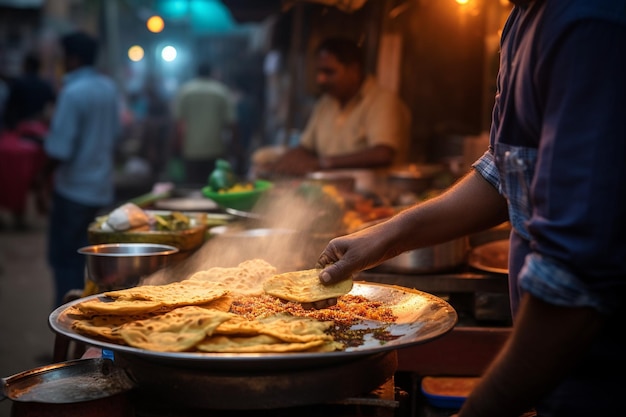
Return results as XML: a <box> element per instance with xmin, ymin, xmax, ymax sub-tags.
<box><xmin>314</xmin><ymin>1</ymin><xmax>626</xmax><ymax>416</ymax></box>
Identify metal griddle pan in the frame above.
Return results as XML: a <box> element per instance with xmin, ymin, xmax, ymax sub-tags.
<box><xmin>49</xmin><ymin>281</ymin><xmax>458</xmax><ymax>372</ymax></box>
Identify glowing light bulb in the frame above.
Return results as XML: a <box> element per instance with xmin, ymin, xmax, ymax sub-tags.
<box><xmin>128</xmin><ymin>45</ymin><xmax>144</xmax><ymax>62</ymax></box>
<box><xmin>161</xmin><ymin>45</ymin><xmax>177</xmax><ymax>62</ymax></box>
<box><xmin>147</xmin><ymin>15</ymin><xmax>165</xmax><ymax>33</ymax></box>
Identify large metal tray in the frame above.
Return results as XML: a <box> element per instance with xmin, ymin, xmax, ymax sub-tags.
<box><xmin>49</xmin><ymin>282</ymin><xmax>457</xmax><ymax>371</ymax></box>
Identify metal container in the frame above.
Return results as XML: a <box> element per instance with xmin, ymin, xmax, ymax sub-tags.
<box><xmin>2</xmin><ymin>358</ymin><xmax>135</xmax><ymax>417</ymax></box>
<box><xmin>306</xmin><ymin>169</ymin><xmax>383</xmax><ymax>193</ymax></box>
<box><xmin>376</xmin><ymin>237</ymin><xmax>469</xmax><ymax>274</ymax></box>
<box><xmin>77</xmin><ymin>243</ymin><xmax>179</xmax><ymax>291</ymax></box>
<box><xmin>468</xmin><ymin>239</ymin><xmax>509</xmax><ymax>275</ymax></box>
<box><xmin>385</xmin><ymin>163</ymin><xmax>449</xmax><ymax>206</ymax></box>
<box><xmin>305</xmin><ymin>171</ymin><xmax>356</xmax><ymax>192</ymax></box>
<box><xmin>386</xmin><ymin>164</ymin><xmax>446</xmax><ymax>193</ymax></box>
<box><xmin>1</xmin><ymin>358</ymin><xmax>134</xmax><ymax>403</ymax></box>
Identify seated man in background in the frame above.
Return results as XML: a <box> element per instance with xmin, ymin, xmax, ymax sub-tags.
<box><xmin>260</xmin><ymin>36</ymin><xmax>411</xmax><ymax>177</ymax></box>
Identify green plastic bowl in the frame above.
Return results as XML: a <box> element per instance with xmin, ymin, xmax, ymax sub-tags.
<box><xmin>202</xmin><ymin>180</ymin><xmax>273</xmax><ymax>211</ymax></box>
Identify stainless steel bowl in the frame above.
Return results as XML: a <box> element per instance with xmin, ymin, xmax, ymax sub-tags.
<box><xmin>77</xmin><ymin>243</ymin><xmax>179</xmax><ymax>290</ymax></box>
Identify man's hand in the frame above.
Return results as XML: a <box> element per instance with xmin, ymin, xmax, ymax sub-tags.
<box><xmin>298</xmin><ymin>230</ymin><xmax>383</xmax><ymax>311</ymax></box>
<box><xmin>270</xmin><ymin>146</ymin><xmax>320</xmax><ymax>176</ymax></box>
<box><xmin>316</xmin><ymin>223</ymin><xmax>394</xmax><ymax>283</ymax></box>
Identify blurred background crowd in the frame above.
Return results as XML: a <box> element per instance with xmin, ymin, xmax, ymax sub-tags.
<box><xmin>0</xmin><ymin>2</ymin><xmax>511</xmax><ymax>415</ymax></box>
<box><xmin>0</xmin><ymin>0</ymin><xmax>513</xmax><ymax>231</ymax></box>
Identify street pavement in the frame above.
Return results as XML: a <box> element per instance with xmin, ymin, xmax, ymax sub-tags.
<box><xmin>0</xmin><ymin>203</ymin><xmax>56</xmax><ymax>417</ymax></box>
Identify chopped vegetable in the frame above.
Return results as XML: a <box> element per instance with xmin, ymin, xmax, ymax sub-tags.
<box><xmin>152</xmin><ymin>211</ymin><xmax>191</xmax><ymax>231</ymax></box>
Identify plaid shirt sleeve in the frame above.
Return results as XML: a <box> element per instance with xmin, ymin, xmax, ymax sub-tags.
<box><xmin>472</xmin><ymin>149</ymin><xmax>502</xmax><ymax>193</ymax></box>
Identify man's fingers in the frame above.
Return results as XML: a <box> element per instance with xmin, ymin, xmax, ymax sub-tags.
<box><xmin>316</xmin><ymin>251</ymin><xmax>336</xmax><ymax>269</ymax></box>
<box><xmin>315</xmin><ymin>298</ymin><xmax>337</xmax><ymax>309</ymax></box>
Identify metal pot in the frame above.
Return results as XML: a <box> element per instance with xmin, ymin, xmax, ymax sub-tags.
<box><xmin>387</xmin><ymin>164</ymin><xmax>445</xmax><ymax>190</ymax></box>
<box><xmin>375</xmin><ymin>237</ymin><xmax>469</xmax><ymax>274</ymax></box>
<box><xmin>385</xmin><ymin>163</ymin><xmax>447</xmax><ymax>205</ymax></box>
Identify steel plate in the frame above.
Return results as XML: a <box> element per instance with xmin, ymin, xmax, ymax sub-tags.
<box><xmin>468</xmin><ymin>240</ymin><xmax>509</xmax><ymax>275</ymax></box>
<box><xmin>224</xmin><ymin>207</ymin><xmax>263</xmax><ymax>220</ymax></box>
<box><xmin>154</xmin><ymin>198</ymin><xmax>219</xmax><ymax>211</ymax></box>
<box><xmin>49</xmin><ymin>282</ymin><xmax>457</xmax><ymax>371</ymax></box>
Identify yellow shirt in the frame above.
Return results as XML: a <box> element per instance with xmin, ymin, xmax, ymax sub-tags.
<box><xmin>299</xmin><ymin>76</ymin><xmax>411</xmax><ymax>166</ymax></box>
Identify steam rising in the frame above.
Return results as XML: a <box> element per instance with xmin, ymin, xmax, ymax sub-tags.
<box><xmin>144</xmin><ymin>184</ymin><xmax>336</xmax><ymax>285</ymax></box>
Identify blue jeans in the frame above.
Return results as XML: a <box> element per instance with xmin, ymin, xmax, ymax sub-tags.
<box><xmin>47</xmin><ymin>192</ymin><xmax>102</xmax><ymax>308</ymax></box>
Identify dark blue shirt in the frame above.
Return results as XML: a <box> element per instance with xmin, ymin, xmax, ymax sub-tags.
<box><xmin>475</xmin><ymin>0</ymin><xmax>626</xmax><ymax>316</ymax></box>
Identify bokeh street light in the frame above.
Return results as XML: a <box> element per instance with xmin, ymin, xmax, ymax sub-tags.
<box><xmin>161</xmin><ymin>45</ymin><xmax>177</xmax><ymax>62</ymax></box>
<box><xmin>146</xmin><ymin>15</ymin><xmax>165</xmax><ymax>33</ymax></box>
<box><xmin>128</xmin><ymin>45</ymin><xmax>145</xmax><ymax>62</ymax></box>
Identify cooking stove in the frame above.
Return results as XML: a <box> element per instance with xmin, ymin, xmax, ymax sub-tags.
<box><xmin>132</xmin><ymin>377</ymin><xmax>410</xmax><ymax>417</ymax></box>
<box><xmin>108</xmin><ymin>351</ymin><xmax>410</xmax><ymax>417</ymax></box>
<box><xmin>133</xmin><ymin>375</ymin><xmax>490</xmax><ymax>417</ymax></box>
